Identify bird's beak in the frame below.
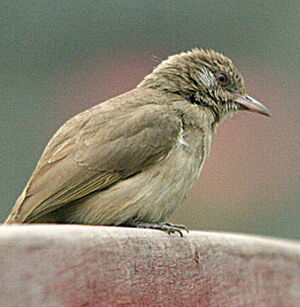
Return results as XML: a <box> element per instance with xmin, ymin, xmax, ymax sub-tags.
<box><xmin>233</xmin><ymin>93</ymin><xmax>271</xmax><ymax>117</ymax></box>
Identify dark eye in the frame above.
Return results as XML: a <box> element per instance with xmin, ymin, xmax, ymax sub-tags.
<box><xmin>215</xmin><ymin>72</ymin><xmax>230</xmax><ymax>86</ymax></box>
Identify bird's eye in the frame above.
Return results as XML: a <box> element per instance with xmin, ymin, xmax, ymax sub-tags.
<box><xmin>215</xmin><ymin>72</ymin><xmax>230</xmax><ymax>86</ymax></box>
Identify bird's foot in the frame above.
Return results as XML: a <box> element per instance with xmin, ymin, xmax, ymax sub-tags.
<box><xmin>126</xmin><ymin>221</ymin><xmax>189</xmax><ymax>237</ymax></box>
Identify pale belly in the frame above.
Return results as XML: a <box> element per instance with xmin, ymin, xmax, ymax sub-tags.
<box><xmin>60</xmin><ymin>129</ymin><xmax>212</xmax><ymax>225</ymax></box>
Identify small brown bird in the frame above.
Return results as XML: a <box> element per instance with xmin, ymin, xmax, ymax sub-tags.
<box><xmin>5</xmin><ymin>49</ymin><xmax>271</xmax><ymax>235</ymax></box>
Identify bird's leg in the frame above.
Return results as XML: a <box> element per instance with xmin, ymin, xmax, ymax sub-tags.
<box><xmin>124</xmin><ymin>221</ymin><xmax>189</xmax><ymax>237</ymax></box>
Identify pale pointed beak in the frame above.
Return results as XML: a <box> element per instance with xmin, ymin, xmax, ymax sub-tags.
<box><xmin>233</xmin><ymin>93</ymin><xmax>271</xmax><ymax>117</ymax></box>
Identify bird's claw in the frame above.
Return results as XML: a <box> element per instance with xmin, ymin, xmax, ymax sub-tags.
<box><xmin>163</xmin><ymin>222</ymin><xmax>189</xmax><ymax>233</ymax></box>
<box><xmin>127</xmin><ymin>221</ymin><xmax>189</xmax><ymax>237</ymax></box>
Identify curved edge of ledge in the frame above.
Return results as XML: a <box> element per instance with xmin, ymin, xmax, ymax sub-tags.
<box><xmin>0</xmin><ymin>224</ymin><xmax>300</xmax><ymax>306</ymax></box>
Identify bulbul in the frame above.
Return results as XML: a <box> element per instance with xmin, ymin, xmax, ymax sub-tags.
<box><xmin>4</xmin><ymin>49</ymin><xmax>271</xmax><ymax>235</ymax></box>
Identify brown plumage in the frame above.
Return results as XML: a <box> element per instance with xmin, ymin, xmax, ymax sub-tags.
<box><xmin>5</xmin><ymin>49</ymin><xmax>271</xmax><ymax>235</ymax></box>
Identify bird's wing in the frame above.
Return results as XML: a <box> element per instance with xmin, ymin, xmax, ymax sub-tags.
<box><xmin>7</xmin><ymin>96</ymin><xmax>182</xmax><ymax>223</ymax></box>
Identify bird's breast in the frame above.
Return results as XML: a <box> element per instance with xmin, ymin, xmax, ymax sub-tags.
<box><xmin>130</xmin><ymin>125</ymin><xmax>212</xmax><ymax>222</ymax></box>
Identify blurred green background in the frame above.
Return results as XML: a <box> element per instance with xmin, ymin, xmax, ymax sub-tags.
<box><xmin>1</xmin><ymin>1</ymin><xmax>299</xmax><ymax>239</ymax></box>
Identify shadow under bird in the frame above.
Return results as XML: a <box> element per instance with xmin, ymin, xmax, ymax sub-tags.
<box><xmin>5</xmin><ymin>49</ymin><xmax>271</xmax><ymax>236</ymax></box>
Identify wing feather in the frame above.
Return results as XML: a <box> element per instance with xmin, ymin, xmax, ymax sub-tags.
<box><xmin>6</xmin><ymin>91</ymin><xmax>181</xmax><ymax>223</ymax></box>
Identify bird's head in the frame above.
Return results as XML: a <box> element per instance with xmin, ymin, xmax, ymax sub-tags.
<box><xmin>139</xmin><ymin>48</ymin><xmax>271</xmax><ymax>121</ymax></box>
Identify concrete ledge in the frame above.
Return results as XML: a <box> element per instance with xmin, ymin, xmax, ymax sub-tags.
<box><xmin>0</xmin><ymin>224</ymin><xmax>300</xmax><ymax>306</ymax></box>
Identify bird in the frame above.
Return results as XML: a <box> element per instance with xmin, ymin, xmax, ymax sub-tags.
<box><xmin>4</xmin><ymin>48</ymin><xmax>271</xmax><ymax>236</ymax></box>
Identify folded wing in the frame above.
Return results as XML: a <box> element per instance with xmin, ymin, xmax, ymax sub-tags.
<box><xmin>6</xmin><ymin>94</ymin><xmax>181</xmax><ymax>223</ymax></box>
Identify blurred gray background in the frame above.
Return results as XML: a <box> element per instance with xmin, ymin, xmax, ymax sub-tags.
<box><xmin>1</xmin><ymin>1</ymin><xmax>299</xmax><ymax>239</ymax></box>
